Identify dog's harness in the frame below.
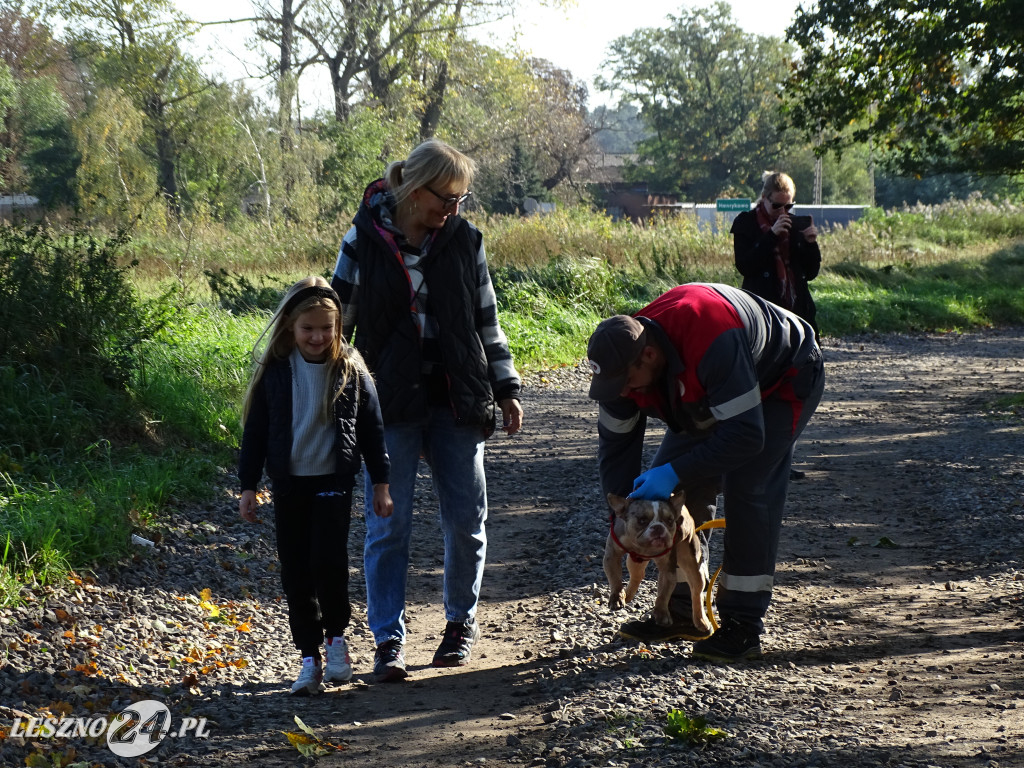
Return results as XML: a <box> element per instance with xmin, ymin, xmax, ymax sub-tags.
<box><xmin>608</xmin><ymin>513</ymin><xmax>682</xmax><ymax>562</ymax></box>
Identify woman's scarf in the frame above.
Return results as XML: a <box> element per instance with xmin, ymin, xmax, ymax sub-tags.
<box><xmin>756</xmin><ymin>202</ymin><xmax>797</xmax><ymax>310</ymax></box>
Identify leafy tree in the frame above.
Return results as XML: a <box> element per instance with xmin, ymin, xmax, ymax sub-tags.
<box><xmin>436</xmin><ymin>43</ymin><xmax>598</xmax><ymax>209</ymax></box>
<box><xmin>175</xmin><ymin>81</ymin><xmax>269</xmax><ymax>222</ymax></box>
<box><xmin>278</xmin><ymin>0</ymin><xmax>452</xmax><ymax>123</ymax></box>
<box><xmin>318</xmin><ymin>104</ymin><xmax>396</xmax><ymax>211</ymax></box>
<box><xmin>0</xmin><ymin>5</ymin><xmax>81</xmax><ymax>202</ymax></box>
<box><xmin>17</xmin><ymin>76</ymin><xmax>78</xmax><ymax>205</ymax></box>
<box><xmin>0</xmin><ymin>2</ymin><xmax>77</xmax><ymax>88</ymax></box>
<box><xmin>778</xmin><ymin>139</ymin><xmax>875</xmax><ymax>205</ymax></box>
<box><xmin>435</xmin><ymin>41</ymin><xmax>531</xmax><ymax>205</ymax></box>
<box><xmin>524</xmin><ymin>58</ymin><xmax>597</xmax><ymax>192</ymax></box>
<box><xmin>73</xmin><ymin>87</ymin><xmax>155</xmax><ymax>221</ymax></box>
<box><xmin>875</xmin><ymin>172</ymin><xmax>1024</xmax><ymax>208</ymax></box>
<box><xmin>55</xmin><ymin>0</ymin><xmax>216</xmax><ymax>217</ymax></box>
<box><xmin>0</xmin><ymin>62</ymin><xmax>14</xmax><ymax>186</ymax></box>
<box><xmin>787</xmin><ymin>0</ymin><xmax>1024</xmax><ymax>176</ymax></box>
<box><xmin>589</xmin><ymin>103</ymin><xmax>650</xmax><ymax>154</ymax></box>
<box><xmin>170</xmin><ymin>79</ymin><xmax>339</xmax><ymax>225</ymax></box>
<box><xmin>488</xmin><ymin>138</ymin><xmax>547</xmax><ymax>214</ymax></box>
<box><xmin>599</xmin><ymin>2</ymin><xmax>797</xmax><ymax>201</ymax></box>
<box><xmin>248</xmin><ymin>0</ymin><xmax>530</xmax><ymax>125</ymax></box>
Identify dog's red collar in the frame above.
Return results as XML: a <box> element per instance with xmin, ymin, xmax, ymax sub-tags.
<box><xmin>608</xmin><ymin>513</ymin><xmax>679</xmax><ymax>563</ymax></box>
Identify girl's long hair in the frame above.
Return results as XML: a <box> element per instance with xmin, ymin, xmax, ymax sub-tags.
<box><xmin>241</xmin><ymin>276</ymin><xmax>366</xmax><ymax>426</ymax></box>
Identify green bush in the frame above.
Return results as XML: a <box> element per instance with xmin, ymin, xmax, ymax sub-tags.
<box><xmin>205</xmin><ymin>267</ymin><xmax>288</xmax><ymax>313</ymax></box>
<box><xmin>0</xmin><ymin>225</ymin><xmax>170</xmax><ymax>392</ymax></box>
<box><xmin>0</xmin><ymin>224</ymin><xmax>212</xmax><ymax>605</ymax></box>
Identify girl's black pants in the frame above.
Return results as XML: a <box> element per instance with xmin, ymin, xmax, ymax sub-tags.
<box><xmin>272</xmin><ymin>474</ymin><xmax>352</xmax><ymax>658</ymax></box>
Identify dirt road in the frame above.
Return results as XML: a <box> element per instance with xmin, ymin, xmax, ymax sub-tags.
<box><xmin>1</xmin><ymin>328</ymin><xmax>1023</xmax><ymax>767</ymax></box>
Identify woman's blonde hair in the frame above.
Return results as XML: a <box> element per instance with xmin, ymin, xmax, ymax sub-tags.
<box><xmin>384</xmin><ymin>138</ymin><xmax>476</xmax><ymax>209</ymax></box>
<box><xmin>761</xmin><ymin>171</ymin><xmax>796</xmax><ymax>200</ymax></box>
<box><xmin>241</xmin><ymin>276</ymin><xmax>366</xmax><ymax>426</ymax></box>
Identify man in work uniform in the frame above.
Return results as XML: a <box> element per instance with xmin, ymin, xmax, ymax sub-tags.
<box><xmin>587</xmin><ymin>283</ymin><xmax>825</xmax><ymax>661</ymax></box>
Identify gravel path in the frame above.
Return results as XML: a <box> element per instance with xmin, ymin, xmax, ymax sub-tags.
<box><xmin>2</xmin><ymin>328</ymin><xmax>1023</xmax><ymax>767</ymax></box>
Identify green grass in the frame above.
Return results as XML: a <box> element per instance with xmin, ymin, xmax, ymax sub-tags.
<box><xmin>2</xmin><ymin>198</ymin><xmax>1024</xmax><ymax>607</ymax></box>
<box><xmin>0</xmin><ymin>446</ymin><xmax>219</xmax><ymax>596</ymax></box>
<box><xmin>815</xmin><ymin>240</ymin><xmax>1024</xmax><ymax>335</ymax></box>
<box><xmin>0</xmin><ymin>298</ymin><xmax>260</xmax><ymax>606</ymax></box>
<box><xmin>134</xmin><ymin>306</ymin><xmax>263</xmax><ymax>446</ymax></box>
<box><xmin>664</xmin><ymin>709</ymin><xmax>728</xmax><ymax>745</ymax></box>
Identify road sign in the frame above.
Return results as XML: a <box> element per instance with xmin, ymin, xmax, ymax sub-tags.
<box><xmin>715</xmin><ymin>198</ymin><xmax>751</xmax><ymax>212</ymax></box>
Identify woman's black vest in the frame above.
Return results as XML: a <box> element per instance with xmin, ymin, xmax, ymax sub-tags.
<box><xmin>352</xmin><ymin>212</ymin><xmax>495</xmax><ymax>434</ymax></box>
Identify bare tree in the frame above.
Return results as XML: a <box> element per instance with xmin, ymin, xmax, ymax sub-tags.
<box><xmin>249</xmin><ymin>0</ymin><xmax>519</xmax><ymax>125</ymax></box>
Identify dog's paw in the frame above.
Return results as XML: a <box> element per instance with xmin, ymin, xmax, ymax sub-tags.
<box><xmin>608</xmin><ymin>593</ymin><xmax>626</xmax><ymax>611</ymax></box>
<box><xmin>652</xmin><ymin>609</ymin><xmax>673</xmax><ymax>626</ymax></box>
<box><xmin>694</xmin><ymin>610</ymin><xmax>713</xmax><ymax>633</ymax></box>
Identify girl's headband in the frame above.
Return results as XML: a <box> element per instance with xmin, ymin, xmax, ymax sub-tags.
<box><xmin>283</xmin><ymin>285</ymin><xmax>342</xmax><ymax>316</ymax></box>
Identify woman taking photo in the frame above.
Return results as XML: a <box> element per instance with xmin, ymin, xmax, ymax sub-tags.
<box><xmin>733</xmin><ymin>171</ymin><xmax>822</xmax><ymax>481</ymax></box>
<box><xmin>732</xmin><ymin>171</ymin><xmax>821</xmax><ymax>339</ymax></box>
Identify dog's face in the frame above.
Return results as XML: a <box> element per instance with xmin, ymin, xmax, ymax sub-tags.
<box><xmin>607</xmin><ymin>492</ymin><xmax>685</xmax><ymax>557</ymax></box>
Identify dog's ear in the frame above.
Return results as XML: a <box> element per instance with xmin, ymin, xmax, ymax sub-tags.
<box><xmin>668</xmin><ymin>490</ymin><xmax>686</xmax><ymax>515</ymax></box>
<box><xmin>607</xmin><ymin>493</ymin><xmax>629</xmax><ymax>518</ymax></box>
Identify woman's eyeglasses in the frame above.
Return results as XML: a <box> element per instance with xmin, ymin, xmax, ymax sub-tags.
<box><xmin>425</xmin><ymin>187</ymin><xmax>471</xmax><ymax>209</ymax></box>
<box><xmin>770</xmin><ymin>201</ymin><xmax>795</xmax><ymax>211</ymax></box>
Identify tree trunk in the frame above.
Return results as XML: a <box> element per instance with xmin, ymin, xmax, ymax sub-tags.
<box><xmin>419</xmin><ymin>58</ymin><xmax>447</xmax><ymax>140</ymax></box>
<box><xmin>419</xmin><ymin>0</ymin><xmax>463</xmax><ymax>141</ymax></box>
<box><xmin>330</xmin><ymin>56</ymin><xmax>352</xmax><ymax>123</ymax></box>
<box><xmin>146</xmin><ymin>76</ymin><xmax>180</xmax><ymax>218</ymax></box>
<box><xmin>153</xmin><ymin>115</ymin><xmax>180</xmax><ymax>217</ymax></box>
<box><xmin>278</xmin><ymin>0</ymin><xmax>295</xmax><ymax>152</ymax></box>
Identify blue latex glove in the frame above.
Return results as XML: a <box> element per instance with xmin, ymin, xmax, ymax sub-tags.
<box><xmin>629</xmin><ymin>463</ymin><xmax>680</xmax><ymax>500</ymax></box>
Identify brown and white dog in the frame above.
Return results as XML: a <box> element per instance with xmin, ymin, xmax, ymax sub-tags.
<box><xmin>604</xmin><ymin>491</ymin><xmax>711</xmax><ymax>633</ymax></box>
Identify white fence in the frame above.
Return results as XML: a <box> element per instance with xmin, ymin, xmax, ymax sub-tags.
<box><xmin>690</xmin><ymin>203</ymin><xmax>868</xmax><ymax>233</ymax></box>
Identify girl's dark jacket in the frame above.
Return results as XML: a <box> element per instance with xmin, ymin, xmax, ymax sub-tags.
<box><xmin>731</xmin><ymin>209</ymin><xmax>821</xmax><ymax>334</ymax></box>
<box><xmin>238</xmin><ymin>357</ymin><xmax>390</xmax><ymax>497</ymax></box>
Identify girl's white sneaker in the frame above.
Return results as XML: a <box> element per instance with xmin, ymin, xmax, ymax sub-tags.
<box><xmin>324</xmin><ymin>636</ymin><xmax>353</xmax><ymax>684</ymax></box>
<box><xmin>290</xmin><ymin>656</ymin><xmax>323</xmax><ymax>695</ymax></box>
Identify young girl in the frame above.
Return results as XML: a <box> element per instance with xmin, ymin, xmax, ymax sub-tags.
<box><xmin>238</xmin><ymin>276</ymin><xmax>392</xmax><ymax>695</ymax></box>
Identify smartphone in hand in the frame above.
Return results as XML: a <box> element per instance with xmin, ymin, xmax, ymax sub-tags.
<box><xmin>791</xmin><ymin>214</ymin><xmax>813</xmax><ymax>231</ymax></box>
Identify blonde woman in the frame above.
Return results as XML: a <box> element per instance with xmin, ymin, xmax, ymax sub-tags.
<box><xmin>733</xmin><ymin>171</ymin><xmax>821</xmax><ymax>338</ymax></box>
<box><xmin>331</xmin><ymin>139</ymin><xmax>523</xmax><ymax>682</ymax></box>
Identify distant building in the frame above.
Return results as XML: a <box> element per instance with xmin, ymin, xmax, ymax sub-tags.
<box><xmin>523</xmin><ymin>197</ymin><xmax>556</xmax><ymax>215</ymax></box>
<box><xmin>577</xmin><ymin>153</ymin><xmax>686</xmax><ymax>221</ymax></box>
<box><xmin>0</xmin><ymin>194</ymin><xmax>42</xmax><ymax>222</ymax></box>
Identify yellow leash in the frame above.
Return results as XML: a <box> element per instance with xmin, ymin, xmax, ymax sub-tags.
<box><xmin>694</xmin><ymin>518</ymin><xmax>726</xmax><ymax>632</ymax></box>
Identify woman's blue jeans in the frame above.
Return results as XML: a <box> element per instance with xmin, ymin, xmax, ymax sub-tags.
<box><xmin>363</xmin><ymin>407</ymin><xmax>488</xmax><ymax>646</ymax></box>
